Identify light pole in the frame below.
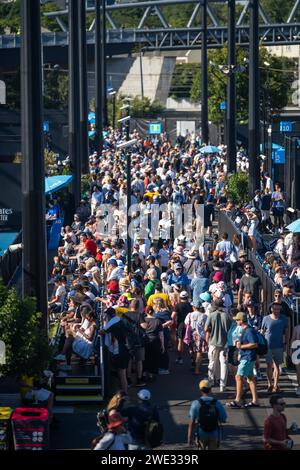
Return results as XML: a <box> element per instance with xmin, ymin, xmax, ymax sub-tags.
<box><xmin>69</xmin><ymin>0</ymin><xmax>81</xmax><ymax>207</ymax></box>
<box><xmin>140</xmin><ymin>48</ymin><xmax>144</xmax><ymax>98</ymax></box>
<box><xmin>95</xmin><ymin>0</ymin><xmax>103</xmax><ymax>157</ymax></box>
<box><xmin>201</xmin><ymin>0</ymin><xmax>209</xmax><ymax>144</ymax></box>
<box><xmin>78</xmin><ymin>0</ymin><xmax>89</xmax><ymax>175</ymax></box>
<box><xmin>116</xmin><ymin>138</ymin><xmax>137</xmax><ymax>274</ymax></box>
<box><xmin>21</xmin><ymin>0</ymin><xmax>48</xmax><ymax>330</ymax></box>
<box><xmin>102</xmin><ymin>0</ymin><xmax>108</xmax><ymax>128</ymax></box>
<box><xmin>267</xmin><ymin>124</ymin><xmax>272</xmax><ymax>176</ymax></box>
<box><xmin>227</xmin><ymin>0</ymin><xmax>236</xmax><ymax>173</ymax></box>
<box><xmin>248</xmin><ymin>0</ymin><xmax>260</xmax><ymax>196</ymax></box>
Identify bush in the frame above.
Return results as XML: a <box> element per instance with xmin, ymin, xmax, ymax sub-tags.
<box><xmin>227</xmin><ymin>173</ymin><xmax>249</xmax><ymax>204</ymax></box>
<box><xmin>0</xmin><ymin>284</ymin><xmax>51</xmax><ymax>379</ymax></box>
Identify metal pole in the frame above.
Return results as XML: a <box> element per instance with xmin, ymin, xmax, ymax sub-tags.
<box><xmin>201</xmin><ymin>0</ymin><xmax>209</xmax><ymax>144</ymax></box>
<box><xmin>95</xmin><ymin>0</ymin><xmax>103</xmax><ymax>156</ymax></box>
<box><xmin>127</xmin><ymin>150</ymin><xmax>132</xmax><ymax>274</ymax></box>
<box><xmin>227</xmin><ymin>0</ymin><xmax>236</xmax><ymax>173</ymax></box>
<box><xmin>113</xmin><ymin>93</ymin><xmax>116</xmax><ymax>129</ymax></box>
<box><xmin>248</xmin><ymin>0</ymin><xmax>260</xmax><ymax>195</ymax></box>
<box><xmin>140</xmin><ymin>49</ymin><xmax>144</xmax><ymax>98</ymax></box>
<box><xmin>79</xmin><ymin>0</ymin><xmax>89</xmax><ymax>175</ymax></box>
<box><xmin>102</xmin><ymin>0</ymin><xmax>108</xmax><ymax>128</ymax></box>
<box><xmin>69</xmin><ymin>0</ymin><xmax>81</xmax><ymax>207</ymax></box>
<box><xmin>21</xmin><ymin>0</ymin><xmax>48</xmax><ymax>330</ymax></box>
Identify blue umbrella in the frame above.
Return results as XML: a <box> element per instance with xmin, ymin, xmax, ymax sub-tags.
<box><xmin>89</xmin><ymin>130</ymin><xmax>96</xmax><ymax>139</ymax></box>
<box><xmin>200</xmin><ymin>145</ymin><xmax>221</xmax><ymax>154</ymax></box>
<box><xmin>45</xmin><ymin>175</ymin><xmax>73</xmax><ymax>195</ymax></box>
<box><xmin>286</xmin><ymin>218</ymin><xmax>300</xmax><ymax>233</ymax></box>
<box><xmin>260</xmin><ymin>143</ymin><xmax>284</xmax><ymax>152</ymax></box>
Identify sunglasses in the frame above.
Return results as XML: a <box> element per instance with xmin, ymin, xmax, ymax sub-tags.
<box><xmin>277</xmin><ymin>402</ymin><xmax>286</xmax><ymax>406</ymax></box>
<box><xmin>245</xmin><ymin>266</ymin><xmax>252</xmax><ymax>270</ymax></box>
<box><xmin>274</xmin><ymin>294</ymin><xmax>282</xmax><ymax>297</ymax></box>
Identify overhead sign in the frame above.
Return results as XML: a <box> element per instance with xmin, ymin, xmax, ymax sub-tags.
<box><xmin>273</xmin><ymin>148</ymin><xmax>285</xmax><ymax>164</ymax></box>
<box><xmin>280</xmin><ymin>121</ymin><xmax>293</xmax><ymax>133</ymax></box>
<box><xmin>220</xmin><ymin>101</ymin><xmax>227</xmax><ymax>110</ymax></box>
<box><xmin>148</xmin><ymin>122</ymin><xmax>162</xmax><ymax>135</ymax></box>
<box><xmin>43</xmin><ymin>121</ymin><xmax>49</xmax><ymax>132</ymax></box>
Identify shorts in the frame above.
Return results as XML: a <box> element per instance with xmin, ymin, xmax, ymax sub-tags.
<box><xmin>111</xmin><ymin>352</ymin><xmax>130</xmax><ymax>370</ymax></box>
<box><xmin>177</xmin><ymin>322</ymin><xmax>186</xmax><ymax>340</ymax></box>
<box><xmin>265</xmin><ymin>348</ymin><xmax>283</xmax><ymax>365</ymax></box>
<box><xmin>131</xmin><ymin>347</ymin><xmax>145</xmax><ymax>362</ymax></box>
<box><xmin>236</xmin><ymin>359</ymin><xmax>255</xmax><ymax>378</ymax></box>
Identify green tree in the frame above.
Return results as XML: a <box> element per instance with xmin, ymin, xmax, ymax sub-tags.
<box><xmin>0</xmin><ymin>286</ymin><xmax>51</xmax><ymax>378</ymax></box>
<box><xmin>190</xmin><ymin>47</ymin><xmax>296</xmax><ymax>124</ymax></box>
<box><xmin>44</xmin><ymin>68</ymin><xmax>68</xmax><ymax>109</ymax></box>
<box><xmin>131</xmin><ymin>96</ymin><xmax>164</xmax><ymax>118</ymax></box>
<box><xmin>227</xmin><ymin>173</ymin><xmax>249</xmax><ymax>204</ymax></box>
<box><xmin>169</xmin><ymin>63</ymin><xmax>200</xmax><ymax>99</ymax></box>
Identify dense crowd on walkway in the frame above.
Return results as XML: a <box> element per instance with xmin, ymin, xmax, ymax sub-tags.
<box><xmin>43</xmin><ymin>128</ymin><xmax>300</xmax><ymax>450</ymax></box>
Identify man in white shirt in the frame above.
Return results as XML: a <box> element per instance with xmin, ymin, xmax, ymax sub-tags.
<box><xmin>48</xmin><ymin>276</ymin><xmax>66</xmax><ymax>315</ymax></box>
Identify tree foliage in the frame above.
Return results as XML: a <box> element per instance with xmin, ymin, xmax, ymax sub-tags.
<box><xmin>169</xmin><ymin>63</ymin><xmax>200</xmax><ymax>99</ymax></box>
<box><xmin>189</xmin><ymin>47</ymin><xmax>296</xmax><ymax>124</ymax></box>
<box><xmin>0</xmin><ymin>284</ymin><xmax>51</xmax><ymax>378</ymax></box>
<box><xmin>227</xmin><ymin>172</ymin><xmax>249</xmax><ymax>204</ymax></box>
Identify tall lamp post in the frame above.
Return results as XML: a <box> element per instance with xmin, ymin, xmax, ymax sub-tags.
<box><xmin>21</xmin><ymin>0</ymin><xmax>48</xmax><ymax>329</ymax></box>
<box><xmin>108</xmin><ymin>90</ymin><xmax>117</xmax><ymax>129</ymax></box>
<box><xmin>95</xmin><ymin>0</ymin><xmax>103</xmax><ymax>157</ymax></box>
<box><xmin>78</xmin><ymin>0</ymin><xmax>89</xmax><ymax>175</ymax></box>
<box><xmin>227</xmin><ymin>0</ymin><xmax>236</xmax><ymax>173</ymax></box>
<box><xmin>102</xmin><ymin>0</ymin><xmax>108</xmax><ymax>128</ymax></box>
<box><xmin>201</xmin><ymin>0</ymin><xmax>209</xmax><ymax>144</ymax></box>
<box><xmin>248</xmin><ymin>0</ymin><xmax>260</xmax><ymax>196</ymax></box>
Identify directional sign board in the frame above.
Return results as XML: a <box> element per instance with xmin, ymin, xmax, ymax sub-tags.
<box><xmin>148</xmin><ymin>122</ymin><xmax>162</xmax><ymax>135</ymax></box>
<box><xmin>280</xmin><ymin>121</ymin><xmax>293</xmax><ymax>133</ymax></box>
<box><xmin>220</xmin><ymin>101</ymin><xmax>227</xmax><ymax>111</ymax></box>
<box><xmin>273</xmin><ymin>148</ymin><xmax>285</xmax><ymax>164</ymax></box>
<box><xmin>43</xmin><ymin>121</ymin><xmax>49</xmax><ymax>132</ymax></box>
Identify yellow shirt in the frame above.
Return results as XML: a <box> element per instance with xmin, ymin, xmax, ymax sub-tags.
<box><xmin>147</xmin><ymin>292</ymin><xmax>171</xmax><ymax>309</ymax></box>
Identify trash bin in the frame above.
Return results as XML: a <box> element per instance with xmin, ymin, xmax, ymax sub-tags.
<box><xmin>0</xmin><ymin>407</ymin><xmax>13</xmax><ymax>450</ymax></box>
<box><xmin>11</xmin><ymin>408</ymin><xmax>49</xmax><ymax>451</ymax></box>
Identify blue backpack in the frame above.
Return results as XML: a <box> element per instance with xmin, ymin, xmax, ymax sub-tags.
<box><xmin>256</xmin><ymin>331</ymin><xmax>268</xmax><ymax>356</ymax></box>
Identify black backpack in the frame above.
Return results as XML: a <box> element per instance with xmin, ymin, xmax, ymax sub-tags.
<box><xmin>123</xmin><ymin>315</ymin><xmax>148</xmax><ymax>350</ymax></box>
<box><xmin>145</xmin><ymin>409</ymin><xmax>164</xmax><ymax>448</ymax></box>
<box><xmin>197</xmin><ymin>398</ymin><xmax>219</xmax><ymax>433</ymax></box>
<box><xmin>256</xmin><ymin>331</ymin><xmax>268</xmax><ymax>356</ymax></box>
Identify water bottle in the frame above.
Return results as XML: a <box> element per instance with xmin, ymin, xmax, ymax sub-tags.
<box><xmin>290</xmin><ymin>422</ymin><xmax>298</xmax><ymax>433</ymax></box>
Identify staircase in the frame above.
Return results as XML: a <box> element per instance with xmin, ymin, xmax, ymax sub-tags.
<box><xmin>55</xmin><ymin>375</ymin><xmax>103</xmax><ymax>405</ymax></box>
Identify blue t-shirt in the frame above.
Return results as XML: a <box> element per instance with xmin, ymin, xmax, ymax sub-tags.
<box><xmin>240</xmin><ymin>327</ymin><xmax>258</xmax><ymax>362</ymax></box>
<box><xmin>261</xmin><ymin>314</ymin><xmax>288</xmax><ymax>349</ymax></box>
<box><xmin>167</xmin><ymin>272</ymin><xmax>190</xmax><ymax>287</ymax></box>
<box><xmin>247</xmin><ymin>314</ymin><xmax>262</xmax><ymax>330</ymax></box>
<box><xmin>189</xmin><ymin>396</ymin><xmax>227</xmax><ymax>438</ymax></box>
<box><xmin>191</xmin><ymin>277</ymin><xmax>210</xmax><ymax>305</ymax></box>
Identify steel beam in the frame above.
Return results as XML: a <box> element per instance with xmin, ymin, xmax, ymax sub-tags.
<box><xmin>79</xmin><ymin>0</ymin><xmax>89</xmax><ymax>175</ymax></box>
<box><xmin>95</xmin><ymin>0</ymin><xmax>103</xmax><ymax>156</ymax></box>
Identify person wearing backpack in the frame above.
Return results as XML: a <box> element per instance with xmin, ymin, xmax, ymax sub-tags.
<box><xmin>93</xmin><ymin>412</ymin><xmax>132</xmax><ymax>450</ymax></box>
<box><xmin>123</xmin><ymin>389</ymin><xmax>163</xmax><ymax>450</ymax></box>
<box><xmin>187</xmin><ymin>379</ymin><xmax>227</xmax><ymax>450</ymax></box>
<box><xmin>226</xmin><ymin>312</ymin><xmax>259</xmax><ymax>409</ymax></box>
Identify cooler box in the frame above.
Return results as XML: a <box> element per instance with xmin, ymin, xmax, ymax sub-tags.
<box><xmin>0</xmin><ymin>407</ymin><xmax>13</xmax><ymax>450</ymax></box>
<box><xmin>11</xmin><ymin>408</ymin><xmax>49</xmax><ymax>451</ymax></box>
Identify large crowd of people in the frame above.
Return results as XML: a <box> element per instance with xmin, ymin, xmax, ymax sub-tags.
<box><xmin>44</xmin><ymin>127</ymin><xmax>300</xmax><ymax>450</ymax></box>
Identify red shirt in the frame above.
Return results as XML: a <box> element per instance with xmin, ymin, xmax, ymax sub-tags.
<box><xmin>263</xmin><ymin>414</ymin><xmax>288</xmax><ymax>450</ymax></box>
<box><xmin>84</xmin><ymin>239</ymin><xmax>97</xmax><ymax>257</ymax></box>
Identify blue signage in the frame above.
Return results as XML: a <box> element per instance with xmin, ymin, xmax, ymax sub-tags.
<box><xmin>220</xmin><ymin>101</ymin><xmax>227</xmax><ymax>111</ymax></box>
<box><xmin>148</xmin><ymin>122</ymin><xmax>162</xmax><ymax>135</ymax></box>
<box><xmin>48</xmin><ymin>217</ymin><xmax>64</xmax><ymax>251</ymax></box>
<box><xmin>43</xmin><ymin>121</ymin><xmax>49</xmax><ymax>132</ymax></box>
<box><xmin>273</xmin><ymin>148</ymin><xmax>285</xmax><ymax>164</ymax></box>
<box><xmin>280</xmin><ymin>121</ymin><xmax>293</xmax><ymax>133</ymax></box>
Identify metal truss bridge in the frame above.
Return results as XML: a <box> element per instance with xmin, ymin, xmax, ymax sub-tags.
<box><xmin>1</xmin><ymin>0</ymin><xmax>300</xmax><ymax>51</ymax></box>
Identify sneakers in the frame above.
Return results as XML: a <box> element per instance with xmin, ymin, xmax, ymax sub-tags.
<box><xmin>54</xmin><ymin>354</ymin><xmax>66</xmax><ymax>361</ymax></box>
<box><xmin>135</xmin><ymin>378</ymin><xmax>146</xmax><ymax>387</ymax></box>
<box><xmin>158</xmin><ymin>369</ymin><xmax>170</xmax><ymax>375</ymax></box>
<box><xmin>296</xmin><ymin>387</ymin><xmax>300</xmax><ymax>397</ymax></box>
<box><xmin>175</xmin><ymin>358</ymin><xmax>183</xmax><ymax>365</ymax></box>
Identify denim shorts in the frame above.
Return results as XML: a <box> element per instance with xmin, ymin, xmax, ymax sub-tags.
<box><xmin>236</xmin><ymin>359</ymin><xmax>255</xmax><ymax>377</ymax></box>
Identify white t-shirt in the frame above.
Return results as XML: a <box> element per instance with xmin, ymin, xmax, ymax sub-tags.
<box><xmin>94</xmin><ymin>432</ymin><xmax>132</xmax><ymax>451</ymax></box>
<box><xmin>55</xmin><ymin>285</ymin><xmax>66</xmax><ymax>304</ymax></box>
<box><xmin>159</xmin><ymin>248</ymin><xmax>170</xmax><ymax>268</ymax></box>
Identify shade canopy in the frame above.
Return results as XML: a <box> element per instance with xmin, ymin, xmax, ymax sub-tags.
<box><xmin>286</xmin><ymin>218</ymin><xmax>300</xmax><ymax>233</ymax></box>
<box><xmin>45</xmin><ymin>175</ymin><xmax>73</xmax><ymax>195</ymax></box>
<box><xmin>200</xmin><ymin>145</ymin><xmax>221</xmax><ymax>154</ymax></box>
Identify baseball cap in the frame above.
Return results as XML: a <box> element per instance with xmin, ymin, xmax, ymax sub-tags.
<box><xmin>137</xmin><ymin>389</ymin><xmax>151</xmax><ymax>401</ymax></box>
<box><xmin>200</xmin><ymin>291</ymin><xmax>211</xmax><ymax>303</ymax></box>
<box><xmin>233</xmin><ymin>312</ymin><xmax>248</xmax><ymax>322</ymax></box>
<box><xmin>212</xmin><ymin>271</ymin><xmax>223</xmax><ymax>283</ymax></box>
<box><xmin>238</xmin><ymin>250</ymin><xmax>247</xmax><ymax>257</ymax></box>
<box><xmin>180</xmin><ymin>291</ymin><xmax>188</xmax><ymax>299</ymax></box>
<box><xmin>174</xmin><ymin>262</ymin><xmax>182</xmax><ymax>270</ymax></box>
<box><xmin>107</xmin><ymin>412</ymin><xmax>128</xmax><ymax>430</ymax></box>
<box><xmin>107</xmin><ymin>258</ymin><xmax>118</xmax><ymax>266</ymax></box>
<box><xmin>199</xmin><ymin>379</ymin><xmax>211</xmax><ymax>391</ymax></box>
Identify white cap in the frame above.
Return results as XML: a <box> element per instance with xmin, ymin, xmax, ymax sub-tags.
<box><xmin>137</xmin><ymin>389</ymin><xmax>151</xmax><ymax>401</ymax></box>
<box><xmin>180</xmin><ymin>291</ymin><xmax>188</xmax><ymax>299</ymax></box>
